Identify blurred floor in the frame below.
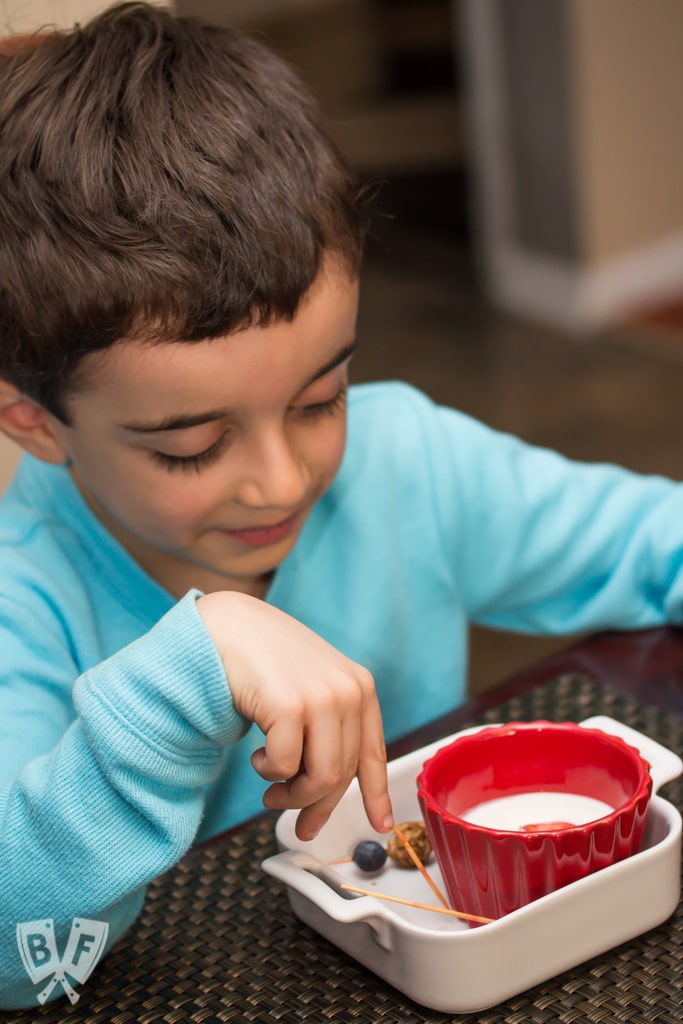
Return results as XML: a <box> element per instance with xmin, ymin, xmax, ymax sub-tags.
<box><xmin>353</xmin><ymin>171</ymin><xmax>683</xmax><ymax>696</ymax></box>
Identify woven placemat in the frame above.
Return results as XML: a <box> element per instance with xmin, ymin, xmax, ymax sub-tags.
<box><xmin>2</xmin><ymin>674</ymin><xmax>681</xmax><ymax>1024</ymax></box>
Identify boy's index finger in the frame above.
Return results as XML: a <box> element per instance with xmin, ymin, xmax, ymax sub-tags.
<box><xmin>356</xmin><ymin>697</ymin><xmax>394</xmax><ymax>833</ymax></box>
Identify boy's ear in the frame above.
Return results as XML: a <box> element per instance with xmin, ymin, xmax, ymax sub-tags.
<box><xmin>0</xmin><ymin>380</ymin><xmax>69</xmax><ymax>464</ymax></box>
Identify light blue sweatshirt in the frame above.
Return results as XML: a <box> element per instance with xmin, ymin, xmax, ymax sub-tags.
<box><xmin>2</xmin><ymin>381</ymin><xmax>683</xmax><ymax>1007</ymax></box>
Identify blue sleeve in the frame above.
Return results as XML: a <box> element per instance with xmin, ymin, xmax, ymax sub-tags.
<box><xmin>422</xmin><ymin>396</ymin><xmax>683</xmax><ymax>632</ymax></box>
<box><xmin>0</xmin><ymin>591</ymin><xmax>247</xmax><ymax>1009</ymax></box>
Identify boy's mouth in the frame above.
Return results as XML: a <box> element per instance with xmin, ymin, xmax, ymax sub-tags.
<box><xmin>220</xmin><ymin>512</ymin><xmax>300</xmax><ymax>548</ymax></box>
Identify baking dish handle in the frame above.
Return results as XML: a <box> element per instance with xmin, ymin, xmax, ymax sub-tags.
<box><xmin>262</xmin><ymin>850</ymin><xmax>393</xmax><ymax>950</ymax></box>
<box><xmin>581</xmin><ymin>714</ymin><xmax>683</xmax><ymax>791</ymax></box>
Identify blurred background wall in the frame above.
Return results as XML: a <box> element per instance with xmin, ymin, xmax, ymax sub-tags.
<box><xmin>0</xmin><ymin>0</ymin><xmax>164</xmax><ymax>31</ymax></box>
<box><xmin>174</xmin><ymin>0</ymin><xmax>683</xmax><ymax>331</ymax></box>
<box><xmin>464</xmin><ymin>0</ymin><xmax>683</xmax><ymax>332</ymax></box>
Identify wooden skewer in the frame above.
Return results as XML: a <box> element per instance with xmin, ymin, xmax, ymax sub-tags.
<box><xmin>391</xmin><ymin>824</ymin><xmax>450</xmax><ymax>909</ymax></box>
<box><xmin>340</xmin><ymin>884</ymin><xmax>493</xmax><ymax>925</ymax></box>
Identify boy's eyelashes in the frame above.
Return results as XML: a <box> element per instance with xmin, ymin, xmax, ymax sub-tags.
<box><xmin>150</xmin><ymin>385</ymin><xmax>348</xmax><ymax>473</ymax></box>
<box><xmin>151</xmin><ymin>432</ymin><xmax>230</xmax><ymax>473</ymax></box>
<box><xmin>295</xmin><ymin>384</ymin><xmax>347</xmax><ymax>420</ymax></box>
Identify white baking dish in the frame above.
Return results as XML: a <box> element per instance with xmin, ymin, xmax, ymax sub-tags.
<box><xmin>262</xmin><ymin>716</ymin><xmax>682</xmax><ymax>1013</ymax></box>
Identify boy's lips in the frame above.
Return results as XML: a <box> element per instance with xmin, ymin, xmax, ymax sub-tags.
<box><xmin>220</xmin><ymin>512</ymin><xmax>300</xmax><ymax>548</ymax></box>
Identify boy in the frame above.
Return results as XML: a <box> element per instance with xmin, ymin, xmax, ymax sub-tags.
<box><xmin>1</xmin><ymin>2</ymin><xmax>682</xmax><ymax>1008</ymax></box>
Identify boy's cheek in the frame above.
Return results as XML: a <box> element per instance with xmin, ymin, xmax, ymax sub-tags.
<box><xmin>141</xmin><ymin>496</ymin><xmax>212</xmax><ymax>533</ymax></box>
<box><xmin>109</xmin><ymin>483</ymin><xmax>211</xmax><ymax>536</ymax></box>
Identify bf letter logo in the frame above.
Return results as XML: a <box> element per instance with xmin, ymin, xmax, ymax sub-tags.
<box><xmin>16</xmin><ymin>918</ymin><xmax>109</xmax><ymax>1004</ymax></box>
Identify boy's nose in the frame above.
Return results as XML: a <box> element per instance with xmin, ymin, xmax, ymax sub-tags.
<box><xmin>236</xmin><ymin>430</ymin><xmax>310</xmax><ymax>509</ymax></box>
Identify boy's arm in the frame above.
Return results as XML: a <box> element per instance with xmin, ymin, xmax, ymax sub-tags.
<box><xmin>430</xmin><ymin>402</ymin><xmax>683</xmax><ymax>631</ymax></box>
<box><xmin>0</xmin><ymin>591</ymin><xmax>390</xmax><ymax>1009</ymax></box>
<box><xmin>0</xmin><ymin>592</ymin><xmax>234</xmax><ymax>1008</ymax></box>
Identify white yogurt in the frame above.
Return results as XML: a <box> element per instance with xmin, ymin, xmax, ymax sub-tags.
<box><xmin>460</xmin><ymin>791</ymin><xmax>614</xmax><ymax>831</ymax></box>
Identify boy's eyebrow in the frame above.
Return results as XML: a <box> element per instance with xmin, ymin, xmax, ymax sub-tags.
<box><xmin>118</xmin><ymin>340</ymin><xmax>357</xmax><ymax>434</ymax></box>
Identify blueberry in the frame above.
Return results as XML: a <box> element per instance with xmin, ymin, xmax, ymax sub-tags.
<box><xmin>352</xmin><ymin>840</ymin><xmax>387</xmax><ymax>873</ymax></box>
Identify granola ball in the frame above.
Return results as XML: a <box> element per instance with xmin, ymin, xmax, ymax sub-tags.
<box><xmin>386</xmin><ymin>821</ymin><xmax>432</xmax><ymax>868</ymax></box>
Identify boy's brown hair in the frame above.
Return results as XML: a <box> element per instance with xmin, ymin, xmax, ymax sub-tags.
<box><xmin>0</xmin><ymin>2</ymin><xmax>366</xmax><ymax>421</ymax></box>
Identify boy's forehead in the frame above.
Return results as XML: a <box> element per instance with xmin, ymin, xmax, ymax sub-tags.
<box><xmin>68</xmin><ymin>271</ymin><xmax>359</xmax><ymax>423</ymax></box>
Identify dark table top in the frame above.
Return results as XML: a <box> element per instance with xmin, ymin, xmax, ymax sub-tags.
<box><xmin>4</xmin><ymin>626</ymin><xmax>683</xmax><ymax>1024</ymax></box>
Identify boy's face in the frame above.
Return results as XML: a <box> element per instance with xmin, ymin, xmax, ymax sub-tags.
<box><xmin>50</xmin><ymin>263</ymin><xmax>358</xmax><ymax>597</ymax></box>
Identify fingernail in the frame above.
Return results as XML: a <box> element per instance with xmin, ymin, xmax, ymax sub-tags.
<box><xmin>383</xmin><ymin>814</ymin><xmax>394</xmax><ymax>830</ymax></box>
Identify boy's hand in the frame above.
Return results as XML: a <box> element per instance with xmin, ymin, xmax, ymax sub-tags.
<box><xmin>197</xmin><ymin>591</ymin><xmax>394</xmax><ymax>841</ymax></box>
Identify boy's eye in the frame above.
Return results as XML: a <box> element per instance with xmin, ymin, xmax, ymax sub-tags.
<box><xmin>151</xmin><ymin>432</ymin><xmax>229</xmax><ymax>473</ymax></box>
<box><xmin>149</xmin><ymin>386</ymin><xmax>346</xmax><ymax>472</ymax></box>
<box><xmin>296</xmin><ymin>385</ymin><xmax>347</xmax><ymax>419</ymax></box>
